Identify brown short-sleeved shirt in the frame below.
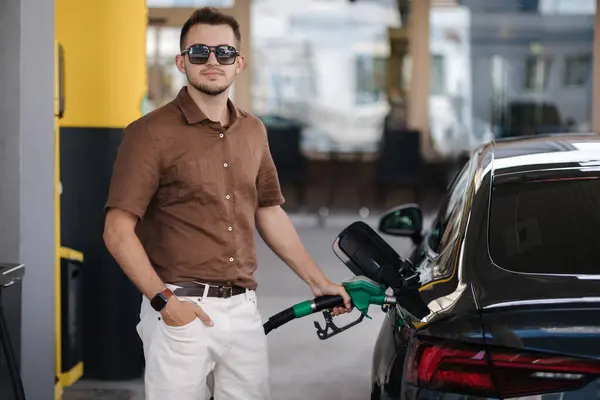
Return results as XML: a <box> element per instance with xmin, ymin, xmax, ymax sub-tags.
<box><xmin>105</xmin><ymin>86</ymin><xmax>285</xmax><ymax>290</ymax></box>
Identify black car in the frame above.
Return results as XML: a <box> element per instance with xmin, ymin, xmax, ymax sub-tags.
<box><xmin>371</xmin><ymin>133</ymin><xmax>600</xmax><ymax>399</ymax></box>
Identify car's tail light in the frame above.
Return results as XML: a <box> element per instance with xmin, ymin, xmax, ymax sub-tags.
<box><xmin>405</xmin><ymin>335</ymin><xmax>600</xmax><ymax>397</ymax></box>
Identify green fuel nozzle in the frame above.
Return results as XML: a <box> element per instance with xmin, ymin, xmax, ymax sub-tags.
<box><xmin>341</xmin><ymin>275</ymin><xmax>396</xmax><ymax>319</ymax></box>
<box><xmin>263</xmin><ymin>276</ymin><xmax>396</xmax><ymax>339</ymax></box>
<box><xmin>312</xmin><ymin>276</ymin><xmax>396</xmax><ymax>340</ymax></box>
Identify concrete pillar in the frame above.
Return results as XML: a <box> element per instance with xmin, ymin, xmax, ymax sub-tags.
<box><xmin>407</xmin><ymin>0</ymin><xmax>433</xmax><ymax>159</ymax></box>
<box><xmin>0</xmin><ymin>0</ymin><xmax>56</xmax><ymax>398</ymax></box>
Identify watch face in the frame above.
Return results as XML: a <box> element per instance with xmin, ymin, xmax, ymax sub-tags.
<box><xmin>151</xmin><ymin>293</ymin><xmax>167</xmax><ymax>312</ymax></box>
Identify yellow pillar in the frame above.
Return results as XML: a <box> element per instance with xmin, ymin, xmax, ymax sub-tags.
<box><xmin>54</xmin><ymin>0</ymin><xmax>147</xmax><ymax>396</ymax></box>
<box><xmin>55</xmin><ymin>0</ymin><xmax>147</xmax><ymax>128</ymax></box>
<box><xmin>53</xmin><ymin>41</ymin><xmax>64</xmax><ymax>400</ymax></box>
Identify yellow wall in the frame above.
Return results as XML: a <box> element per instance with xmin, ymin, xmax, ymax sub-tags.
<box><xmin>55</xmin><ymin>0</ymin><xmax>148</xmax><ymax>128</ymax></box>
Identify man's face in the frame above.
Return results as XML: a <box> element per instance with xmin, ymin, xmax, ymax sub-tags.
<box><xmin>176</xmin><ymin>24</ymin><xmax>244</xmax><ymax>96</ymax></box>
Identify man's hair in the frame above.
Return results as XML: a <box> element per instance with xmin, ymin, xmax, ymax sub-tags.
<box><xmin>180</xmin><ymin>7</ymin><xmax>241</xmax><ymax>51</ymax></box>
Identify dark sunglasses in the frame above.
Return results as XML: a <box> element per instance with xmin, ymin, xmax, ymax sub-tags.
<box><xmin>181</xmin><ymin>44</ymin><xmax>239</xmax><ymax>65</ymax></box>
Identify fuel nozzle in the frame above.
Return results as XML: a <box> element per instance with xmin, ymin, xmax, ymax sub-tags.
<box><xmin>313</xmin><ymin>275</ymin><xmax>395</xmax><ymax>340</ymax></box>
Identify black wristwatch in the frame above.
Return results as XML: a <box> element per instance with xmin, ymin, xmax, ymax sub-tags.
<box><xmin>150</xmin><ymin>288</ymin><xmax>174</xmax><ymax>312</ymax></box>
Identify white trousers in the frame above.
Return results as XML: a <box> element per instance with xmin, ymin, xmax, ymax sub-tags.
<box><xmin>136</xmin><ymin>284</ymin><xmax>271</xmax><ymax>400</ymax></box>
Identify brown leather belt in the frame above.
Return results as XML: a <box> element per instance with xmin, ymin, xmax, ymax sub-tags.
<box><xmin>170</xmin><ymin>281</ymin><xmax>248</xmax><ymax>298</ymax></box>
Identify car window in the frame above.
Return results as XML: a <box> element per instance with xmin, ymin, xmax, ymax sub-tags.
<box><xmin>427</xmin><ymin>221</ymin><xmax>442</xmax><ymax>252</ymax></box>
<box><xmin>489</xmin><ymin>170</ymin><xmax>600</xmax><ymax>275</ymax></box>
<box><xmin>428</xmin><ymin>158</ymin><xmax>473</xmax><ymax>254</ymax></box>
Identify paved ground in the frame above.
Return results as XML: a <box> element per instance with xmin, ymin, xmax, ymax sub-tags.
<box><xmin>64</xmin><ymin>213</ymin><xmax>418</xmax><ymax>400</ymax></box>
<box><xmin>255</xmin><ymin>217</ymin><xmax>416</xmax><ymax>400</ymax></box>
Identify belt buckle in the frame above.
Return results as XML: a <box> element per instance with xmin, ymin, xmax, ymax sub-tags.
<box><xmin>219</xmin><ymin>286</ymin><xmax>233</xmax><ymax>298</ymax></box>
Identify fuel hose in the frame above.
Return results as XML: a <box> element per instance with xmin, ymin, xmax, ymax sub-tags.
<box><xmin>263</xmin><ymin>295</ymin><xmax>346</xmax><ymax>335</ymax></box>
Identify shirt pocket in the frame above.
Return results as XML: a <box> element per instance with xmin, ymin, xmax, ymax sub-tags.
<box><xmin>174</xmin><ymin>159</ymin><xmax>221</xmax><ymax>204</ymax></box>
<box><xmin>231</xmin><ymin>140</ymin><xmax>261</xmax><ymax>200</ymax></box>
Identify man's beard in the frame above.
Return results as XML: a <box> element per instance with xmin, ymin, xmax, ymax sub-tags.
<box><xmin>187</xmin><ymin>73</ymin><xmax>231</xmax><ymax>96</ymax></box>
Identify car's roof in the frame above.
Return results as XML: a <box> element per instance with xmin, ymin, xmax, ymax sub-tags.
<box><xmin>483</xmin><ymin>133</ymin><xmax>600</xmax><ymax>176</ymax></box>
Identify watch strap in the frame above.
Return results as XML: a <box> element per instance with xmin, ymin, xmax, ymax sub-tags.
<box><xmin>160</xmin><ymin>288</ymin><xmax>174</xmax><ymax>301</ymax></box>
<box><xmin>151</xmin><ymin>288</ymin><xmax>174</xmax><ymax>312</ymax></box>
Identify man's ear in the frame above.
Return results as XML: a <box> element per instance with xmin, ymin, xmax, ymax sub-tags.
<box><xmin>175</xmin><ymin>54</ymin><xmax>186</xmax><ymax>74</ymax></box>
<box><xmin>236</xmin><ymin>54</ymin><xmax>245</xmax><ymax>74</ymax></box>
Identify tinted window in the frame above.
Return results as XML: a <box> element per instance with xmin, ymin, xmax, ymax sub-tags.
<box><xmin>489</xmin><ymin>173</ymin><xmax>600</xmax><ymax>275</ymax></box>
<box><xmin>428</xmin><ymin>158</ymin><xmax>473</xmax><ymax>253</ymax></box>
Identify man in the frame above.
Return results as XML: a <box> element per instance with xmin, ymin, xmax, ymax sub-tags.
<box><xmin>103</xmin><ymin>7</ymin><xmax>351</xmax><ymax>400</ymax></box>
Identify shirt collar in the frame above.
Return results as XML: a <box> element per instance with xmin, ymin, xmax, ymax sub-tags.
<box><xmin>175</xmin><ymin>86</ymin><xmax>241</xmax><ymax>126</ymax></box>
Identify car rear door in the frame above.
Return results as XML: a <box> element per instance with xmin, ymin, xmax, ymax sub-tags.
<box><xmin>477</xmin><ymin>165</ymin><xmax>600</xmax><ymax>399</ymax></box>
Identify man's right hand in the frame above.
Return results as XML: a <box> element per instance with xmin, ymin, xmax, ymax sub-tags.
<box><xmin>160</xmin><ymin>297</ymin><xmax>213</xmax><ymax>327</ymax></box>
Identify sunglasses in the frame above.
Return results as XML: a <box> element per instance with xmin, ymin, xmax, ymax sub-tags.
<box><xmin>181</xmin><ymin>44</ymin><xmax>239</xmax><ymax>65</ymax></box>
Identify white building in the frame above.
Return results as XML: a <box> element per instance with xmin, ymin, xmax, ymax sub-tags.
<box><xmin>146</xmin><ymin>0</ymin><xmax>597</xmax><ymax>159</ymax></box>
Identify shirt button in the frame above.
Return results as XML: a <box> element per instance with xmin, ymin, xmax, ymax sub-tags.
<box><xmin>225</xmin><ymin>194</ymin><xmax>231</xmax><ymax>200</ymax></box>
<box><xmin>223</xmin><ymin>162</ymin><xmax>228</xmax><ymax>168</ymax></box>
<box><xmin>228</xmin><ymin>226</ymin><xmax>233</xmax><ymax>231</ymax></box>
<box><xmin>229</xmin><ymin>257</ymin><xmax>234</xmax><ymax>262</ymax></box>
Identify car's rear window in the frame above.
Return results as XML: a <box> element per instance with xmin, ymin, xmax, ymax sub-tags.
<box><xmin>489</xmin><ymin>172</ymin><xmax>600</xmax><ymax>275</ymax></box>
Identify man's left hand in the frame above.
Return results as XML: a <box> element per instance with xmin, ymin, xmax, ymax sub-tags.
<box><xmin>311</xmin><ymin>278</ymin><xmax>353</xmax><ymax>316</ymax></box>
